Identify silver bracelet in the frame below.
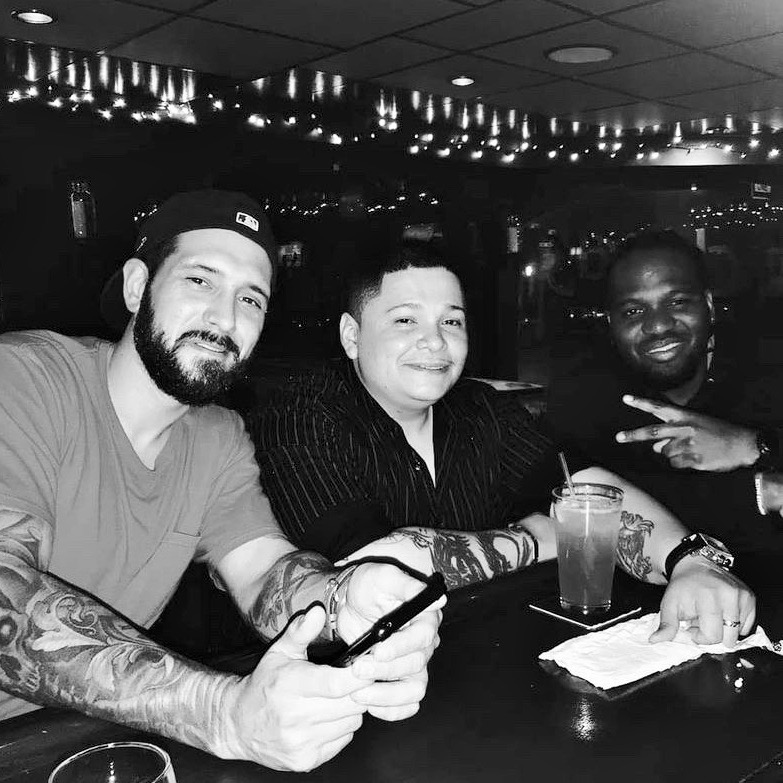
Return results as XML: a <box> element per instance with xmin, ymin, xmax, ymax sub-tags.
<box><xmin>754</xmin><ymin>471</ymin><xmax>768</xmax><ymax>516</ymax></box>
<box><xmin>324</xmin><ymin>564</ymin><xmax>360</xmax><ymax>642</ymax></box>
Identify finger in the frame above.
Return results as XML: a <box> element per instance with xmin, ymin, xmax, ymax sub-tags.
<box><xmin>740</xmin><ymin>591</ymin><xmax>757</xmax><ymax>636</ymax></box>
<box><xmin>622</xmin><ymin>395</ymin><xmax>683</xmax><ymax>422</ymax></box>
<box><xmin>652</xmin><ymin>438</ymin><xmax>671</xmax><ymax>454</ymax></box>
<box><xmin>689</xmin><ymin>608</ymin><xmax>725</xmax><ymax>645</ymax></box>
<box><xmin>669</xmin><ymin>454</ymin><xmax>702</xmax><ymax>470</ymax></box>
<box><xmin>309</xmin><ymin>729</ymin><xmax>360</xmax><ymax>770</ymax></box>
<box><xmin>270</xmin><ymin>604</ymin><xmax>327</xmax><ymax>661</ymax></box>
<box><xmin>367</xmin><ymin>702</ymin><xmax>421</xmax><ymax>722</ymax></box>
<box><xmin>649</xmin><ymin>603</ymin><xmax>681</xmax><ymax>643</ymax></box>
<box><xmin>364</xmin><ymin>613</ymin><xmax>441</xmax><ymax>666</ymax></box>
<box><xmin>311</xmin><ymin>711</ymin><xmax>365</xmax><ymax>738</ymax></box>
<box><xmin>616</xmin><ymin>424</ymin><xmax>691</xmax><ymax>444</ymax></box>
<box><xmin>720</xmin><ymin>617</ymin><xmax>741</xmax><ymax>648</ymax></box>
<box><xmin>661</xmin><ymin>437</ymin><xmax>694</xmax><ymax>458</ymax></box>
<box><xmin>353</xmin><ymin>643</ymin><xmax>431</xmax><ymax>682</ymax></box>
<box><xmin>273</xmin><ymin>662</ymin><xmax>373</xmax><ymax>699</ymax></box>
<box><xmin>351</xmin><ymin>671</ymin><xmax>428</xmax><ymax>710</ymax></box>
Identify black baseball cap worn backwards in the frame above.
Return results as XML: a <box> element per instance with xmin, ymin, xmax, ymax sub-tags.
<box><xmin>100</xmin><ymin>189</ymin><xmax>277</xmax><ymax>333</ymax></box>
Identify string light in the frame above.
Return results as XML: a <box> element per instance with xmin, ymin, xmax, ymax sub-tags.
<box><xmin>3</xmin><ymin>47</ymin><xmax>783</xmax><ymax>170</ymax></box>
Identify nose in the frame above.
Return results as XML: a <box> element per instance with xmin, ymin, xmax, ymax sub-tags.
<box><xmin>417</xmin><ymin>322</ymin><xmax>446</xmax><ymax>350</ymax></box>
<box><xmin>641</xmin><ymin>307</ymin><xmax>675</xmax><ymax>335</ymax></box>
<box><xmin>204</xmin><ymin>291</ymin><xmax>236</xmax><ymax>334</ymax></box>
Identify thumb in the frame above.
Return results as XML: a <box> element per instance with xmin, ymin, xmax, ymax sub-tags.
<box><xmin>648</xmin><ymin>612</ymin><xmax>679</xmax><ymax>643</ymax></box>
<box><xmin>271</xmin><ymin>604</ymin><xmax>327</xmax><ymax>660</ymax></box>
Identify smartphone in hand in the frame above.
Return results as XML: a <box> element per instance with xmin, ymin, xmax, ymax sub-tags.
<box><xmin>329</xmin><ymin>571</ymin><xmax>446</xmax><ymax>667</ymax></box>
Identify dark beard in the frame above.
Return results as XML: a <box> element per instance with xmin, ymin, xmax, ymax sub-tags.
<box><xmin>133</xmin><ymin>285</ymin><xmax>250</xmax><ymax>406</ymax></box>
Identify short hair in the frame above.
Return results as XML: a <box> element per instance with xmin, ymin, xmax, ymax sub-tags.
<box><xmin>610</xmin><ymin>229</ymin><xmax>709</xmax><ymax>294</ymax></box>
<box><xmin>344</xmin><ymin>240</ymin><xmax>464</xmax><ymax>320</ymax></box>
<box><xmin>140</xmin><ymin>236</ymin><xmax>180</xmax><ymax>283</ymax></box>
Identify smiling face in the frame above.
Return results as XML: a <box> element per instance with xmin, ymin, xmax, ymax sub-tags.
<box><xmin>340</xmin><ymin>266</ymin><xmax>468</xmax><ymax>419</ymax></box>
<box><xmin>130</xmin><ymin>227</ymin><xmax>272</xmax><ymax>406</ymax></box>
<box><xmin>607</xmin><ymin>248</ymin><xmax>713</xmax><ymax>393</ymax></box>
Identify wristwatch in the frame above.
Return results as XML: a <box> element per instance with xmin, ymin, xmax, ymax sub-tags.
<box><xmin>664</xmin><ymin>533</ymin><xmax>734</xmax><ymax>581</ymax></box>
<box><xmin>754</xmin><ymin>427</ymin><xmax>781</xmax><ymax>470</ymax></box>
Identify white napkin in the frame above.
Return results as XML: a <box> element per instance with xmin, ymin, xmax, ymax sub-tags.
<box><xmin>539</xmin><ymin>613</ymin><xmax>778</xmax><ymax>690</ymax></box>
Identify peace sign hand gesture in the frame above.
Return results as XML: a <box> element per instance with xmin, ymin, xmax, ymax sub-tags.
<box><xmin>615</xmin><ymin>394</ymin><xmax>759</xmax><ymax>472</ymax></box>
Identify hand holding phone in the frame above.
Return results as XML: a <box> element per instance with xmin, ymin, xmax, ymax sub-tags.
<box><xmin>329</xmin><ymin>571</ymin><xmax>446</xmax><ymax>668</ymax></box>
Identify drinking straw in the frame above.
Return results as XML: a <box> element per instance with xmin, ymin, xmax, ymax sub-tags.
<box><xmin>558</xmin><ymin>451</ymin><xmax>575</xmax><ymax>495</ymax></box>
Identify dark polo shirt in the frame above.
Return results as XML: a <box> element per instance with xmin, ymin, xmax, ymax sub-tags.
<box><xmin>246</xmin><ymin>360</ymin><xmax>561</xmax><ymax>561</ymax></box>
<box><xmin>546</xmin><ymin>345</ymin><xmax>783</xmax><ymax>588</ymax></box>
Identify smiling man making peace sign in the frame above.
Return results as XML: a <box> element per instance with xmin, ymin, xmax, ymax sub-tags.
<box><xmin>547</xmin><ymin>229</ymin><xmax>783</xmax><ymax>591</ymax></box>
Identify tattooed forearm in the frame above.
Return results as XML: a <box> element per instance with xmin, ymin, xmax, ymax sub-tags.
<box><xmin>616</xmin><ymin>511</ymin><xmax>655</xmax><ymax>582</ymax></box>
<box><xmin>250</xmin><ymin>550</ymin><xmax>333</xmax><ymax>639</ymax></box>
<box><xmin>391</xmin><ymin>527</ymin><xmax>536</xmax><ymax>590</ymax></box>
<box><xmin>0</xmin><ymin>512</ymin><xmax>238</xmax><ymax>754</ymax></box>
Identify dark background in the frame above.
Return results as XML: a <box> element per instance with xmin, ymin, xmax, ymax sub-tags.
<box><xmin>4</xmin><ymin>100</ymin><xmax>783</xmax><ymax>377</ymax></box>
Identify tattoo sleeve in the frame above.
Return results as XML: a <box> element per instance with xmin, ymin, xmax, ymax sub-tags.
<box><xmin>0</xmin><ymin>512</ymin><xmax>238</xmax><ymax>754</ymax></box>
<box><xmin>247</xmin><ymin>550</ymin><xmax>333</xmax><ymax>639</ymax></box>
<box><xmin>389</xmin><ymin>527</ymin><xmax>536</xmax><ymax>590</ymax></box>
<box><xmin>616</xmin><ymin>511</ymin><xmax>655</xmax><ymax>582</ymax></box>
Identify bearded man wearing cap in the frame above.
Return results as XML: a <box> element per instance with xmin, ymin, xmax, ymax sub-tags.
<box><xmin>0</xmin><ymin>190</ymin><xmax>442</xmax><ymax>772</ymax></box>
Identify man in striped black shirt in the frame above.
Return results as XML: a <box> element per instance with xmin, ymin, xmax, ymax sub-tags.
<box><xmin>248</xmin><ymin>242</ymin><xmax>755</xmax><ymax>646</ymax></box>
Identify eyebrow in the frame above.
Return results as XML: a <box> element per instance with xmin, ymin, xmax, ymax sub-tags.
<box><xmin>185</xmin><ymin>262</ymin><xmax>270</xmax><ymax>300</ymax></box>
<box><xmin>386</xmin><ymin>302</ymin><xmax>466</xmax><ymax>313</ymax></box>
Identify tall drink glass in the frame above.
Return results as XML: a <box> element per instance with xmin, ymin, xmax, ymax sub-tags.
<box><xmin>551</xmin><ymin>483</ymin><xmax>624</xmax><ymax>615</ymax></box>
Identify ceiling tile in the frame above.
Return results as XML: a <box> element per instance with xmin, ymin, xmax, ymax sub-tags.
<box><xmin>311</xmin><ymin>38</ymin><xmax>450</xmax><ymax>81</ymax></box>
<box><xmin>673</xmin><ymin>79</ymin><xmax>783</xmax><ymax>114</ymax></box>
<box><xmin>576</xmin><ymin>101</ymin><xmax>702</xmax><ymax>128</ymax></box>
<box><xmin>115</xmin><ymin>0</ymin><xmax>204</xmax><ymax>10</ymax></box>
<box><xmin>583</xmin><ymin>53</ymin><xmax>767</xmax><ymax>99</ymax></box>
<box><xmin>483</xmin><ymin>79</ymin><xmax>629</xmax><ymax>113</ymax></box>
<box><xmin>746</xmin><ymin>108</ymin><xmax>783</xmax><ymax>128</ymax></box>
<box><xmin>404</xmin><ymin>0</ymin><xmax>586</xmax><ymax>51</ymax></box>
<box><xmin>712</xmin><ymin>33</ymin><xmax>783</xmax><ymax>78</ymax></box>
<box><xmin>609</xmin><ymin>0</ymin><xmax>783</xmax><ymax>49</ymax></box>
<box><xmin>557</xmin><ymin>0</ymin><xmax>658</xmax><ymax>12</ymax></box>
<box><xmin>192</xmin><ymin>0</ymin><xmax>465</xmax><ymax>48</ymax></box>
<box><xmin>374</xmin><ymin>54</ymin><xmax>550</xmax><ymax>99</ymax></box>
<box><xmin>479</xmin><ymin>18</ymin><xmax>685</xmax><ymax>76</ymax></box>
<box><xmin>109</xmin><ymin>17</ymin><xmax>334</xmax><ymax>80</ymax></box>
<box><xmin>0</xmin><ymin>0</ymin><xmax>173</xmax><ymax>52</ymax></box>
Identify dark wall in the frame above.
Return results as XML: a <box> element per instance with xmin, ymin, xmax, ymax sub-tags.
<box><xmin>0</xmin><ymin>102</ymin><xmax>535</xmax><ymax>375</ymax></box>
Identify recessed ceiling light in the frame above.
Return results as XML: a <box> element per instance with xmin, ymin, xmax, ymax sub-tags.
<box><xmin>11</xmin><ymin>8</ymin><xmax>56</xmax><ymax>24</ymax></box>
<box><xmin>546</xmin><ymin>45</ymin><xmax>614</xmax><ymax>64</ymax></box>
<box><xmin>451</xmin><ymin>75</ymin><xmax>475</xmax><ymax>87</ymax></box>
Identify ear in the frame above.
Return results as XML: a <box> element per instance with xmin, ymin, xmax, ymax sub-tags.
<box><xmin>122</xmin><ymin>258</ymin><xmax>150</xmax><ymax>316</ymax></box>
<box><xmin>705</xmin><ymin>291</ymin><xmax>715</xmax><ymax>324</ymax></box>
<box><xmin>339</xmin><ymin>312</ymin><xmax>360</xmax><ymax>359</ymax></box>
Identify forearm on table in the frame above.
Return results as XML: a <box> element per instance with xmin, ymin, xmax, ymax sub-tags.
<box><xmin>377</xmin><ymin>525</ymin><xmax>539</xmax><ymax>590</ymax></box>
<box><xmin>574</xmin><ymin>467</ymin><xmax>687</xmax><ymax>584</ymax></box>
<box><xmin>0</xmin><ymin>517</ymin><xmax>238</xmax><ymax>755</ymax></box>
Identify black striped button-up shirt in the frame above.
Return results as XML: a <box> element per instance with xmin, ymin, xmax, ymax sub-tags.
<box><xmin>246</xmin><ymin>360</ymin><xmax>561</xmax><ymax>561</ymax></box>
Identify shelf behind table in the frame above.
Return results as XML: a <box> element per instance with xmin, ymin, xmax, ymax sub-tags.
<box><xmin>2</xmin><ymin>564</ymin><xmax>782</xmax><ymax>783</ymax></box>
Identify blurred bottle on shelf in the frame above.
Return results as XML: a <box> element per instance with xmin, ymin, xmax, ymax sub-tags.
<box><xmin>69</xmin><ymin>181</ymin><xmax>97</xmax><ymax>241</ymax></box>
